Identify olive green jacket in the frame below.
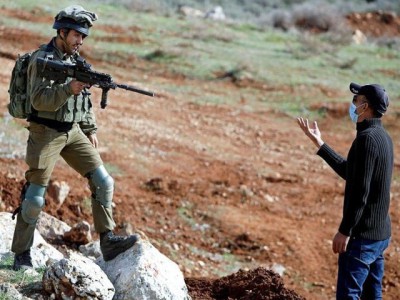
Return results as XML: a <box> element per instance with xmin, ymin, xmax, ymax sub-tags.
<box><xmin>27</xmin><ymin>38</ymin><xmax>97</xmax><ymax>135</ymax></box>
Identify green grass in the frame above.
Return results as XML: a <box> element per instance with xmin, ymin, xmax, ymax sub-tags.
<box><xmin>0</xmin><ymin>17</ymin><xmax>53</xmax><ymax>37</ymax></box>
<box><xmin>1</xmin><ymin>0</ymin><xmax>399</xmax><ymax>114</ymax></box>
<box><xmin>177</xmin><ymin>204</ymin><xmax>197</xmax><ymax>227</ymax></box>
<box><xmin>0</xmin><ymin>254</ymin><xmax>44</xmax><ymax>289</ymax></box>
<box><xmin>0</xmin><ymin>293</ymin><xmax>11</xmax><ymax>300</ymax></box>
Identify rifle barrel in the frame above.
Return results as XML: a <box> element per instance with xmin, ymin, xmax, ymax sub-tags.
<box><xmin>117</xmin><ymin>84</ymin><xmax>155</xmax><ymax>97</ymax></box>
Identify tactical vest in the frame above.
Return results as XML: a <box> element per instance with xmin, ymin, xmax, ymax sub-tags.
<box><xmin>28</xmin><ymin>44</ymin><xmax>92</xmax><ymax>124</ymax></box>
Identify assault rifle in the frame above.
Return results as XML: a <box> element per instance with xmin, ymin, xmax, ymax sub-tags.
<box><xmin>36</xmin><ymin>56</ymin><xmax>154</xmax><ymax>109</ymax></box>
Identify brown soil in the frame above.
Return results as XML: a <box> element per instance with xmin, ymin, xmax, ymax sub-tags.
<box><xmin>346</xmin><ymin>11</ymin><xmax>400</xmax><ymax>37</ymax></box>
<box><xmin>186</xmin><ymin>267</ymin><xmax>305</xmax><ymax>299</ymax></box>
<box><xmin>1</xmin><ymin>7</ymin><xmax>400</xmax><ymax>300</ymax></box>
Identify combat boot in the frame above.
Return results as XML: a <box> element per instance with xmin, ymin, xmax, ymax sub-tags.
<box><xmin>100</xmin><ymin>231</ymin><xmax>139</xmax><ymax>261</ymax></box>
<box><xmin>13</xmin><ymin>249</ymin><xmax>33</xmax><ymax>271</ymax></box>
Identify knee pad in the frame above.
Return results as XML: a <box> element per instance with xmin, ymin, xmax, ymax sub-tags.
<box><xmin>21</xmin><ymin>183</ymin><xmax>46</xmax><ymax>224</ymax></box>
<box><xmin>87</xmin><ymin>165</ymin><xmax>114</xmax><ymax>208</ymax></box>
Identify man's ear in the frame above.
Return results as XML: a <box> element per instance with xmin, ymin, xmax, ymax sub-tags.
<box><xmin>364</xmin><ymin>102</ymin><xmax>375</xmax><ymax>116</ymax></box>
<box><xmin>361</xmin><ymin>101</ymin><xmax>369</xmax><ymax>112</ymax></box>
<box><xmin>60</xmin><ymin>29</ymin><xmax>68</xmax><ymax>39</ymax></box>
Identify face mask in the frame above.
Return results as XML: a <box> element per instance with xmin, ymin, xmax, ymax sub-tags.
<box><xmin>349</xmin><ymin>102</ymin><xmax>366</xmax><ymax>123</ymax></box>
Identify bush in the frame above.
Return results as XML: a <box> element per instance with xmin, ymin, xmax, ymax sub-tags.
<box><xmin>291</xmin><ymin>3</ymin><xmax>343</xmax><ymax>33</ymax></box>
<box><xmin>256</xmin><ymin>9</ymin><xmax>293</xmax><ymax>31</ymax></box>
<box><xmin>374</xmin><ymin>36</ymin><xmax>400</xmax><ymax>51</ymax></box>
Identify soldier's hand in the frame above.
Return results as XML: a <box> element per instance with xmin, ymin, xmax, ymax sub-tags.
<box><xmin>70</xmin><ymin>80</ymin><xmax>89</xmax><ymax>95</ymax></box>
<box><xmin>87</xmin><ymin>133</ymin><xmax>98</xmax><ymax>148</ymax></box>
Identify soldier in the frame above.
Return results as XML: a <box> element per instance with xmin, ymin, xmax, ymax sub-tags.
<box><xmin>11</xmin><ymin>5</ymin><xmax>139</xmax><ymax>270</ymax></box>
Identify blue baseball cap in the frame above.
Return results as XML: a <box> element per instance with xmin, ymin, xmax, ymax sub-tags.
<box><xmin>350</xmin><ymin>82</ymin><xmax>389</xmax><ymax>116</ymax></box>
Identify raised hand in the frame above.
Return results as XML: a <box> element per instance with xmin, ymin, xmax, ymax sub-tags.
<box><xmin>297</xmin><ymin>117</ymin><xmax>324</xmax><ymax>148</ymax></box>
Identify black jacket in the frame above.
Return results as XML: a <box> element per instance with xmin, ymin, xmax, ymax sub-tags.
<box><xmin>317</xmin><ymin>118</ymin><xmax>393</xmax><ymax>240</ymax></box>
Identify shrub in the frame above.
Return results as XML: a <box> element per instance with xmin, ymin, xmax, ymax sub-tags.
<box><xmin>263</xmin><ymin>9</ymin><xmax>293</xmax><ymax>31</ymax></box>
<box><xmin>374</xmin><ymin>36</ymin><xmax>400</xmax><ymax>51</ymax></box>
<box><xmin>291</xmin><ymin>3</ymin><xmax>343</xmax><ymax>33</ymax></box>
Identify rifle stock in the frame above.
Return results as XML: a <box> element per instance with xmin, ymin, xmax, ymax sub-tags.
<box><xmin>36</xmin><ymin>56</ymin><xmax>154</xmax><ymax>109</ymax></box>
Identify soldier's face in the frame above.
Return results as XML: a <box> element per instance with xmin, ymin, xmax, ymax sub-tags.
<box><xmin>63</xmin><ymin>29</ymin><xmax>85</xmax><ymax>55</ymax></box>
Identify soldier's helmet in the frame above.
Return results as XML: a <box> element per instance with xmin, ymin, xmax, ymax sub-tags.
<box><xmin>53</xmin><ymin>5</ymin><xmax>98</xmax><ymax>37</ymax></box>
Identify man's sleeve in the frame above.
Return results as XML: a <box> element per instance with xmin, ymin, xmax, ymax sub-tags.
<box><xmin>28</xmin><ymin>52</ymin><xmax>73</xmax><ymax>112</ymax></box>
<box><xmin>317</xmin><ymin>143</ymin><xmax>347</xmax><ymax>180</ymax></box>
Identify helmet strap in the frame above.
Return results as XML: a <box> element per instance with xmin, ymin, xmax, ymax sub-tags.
<box><xmin>57</xmin><ymin>29</ymin><xmax>70</xmax><ymax>53</ymax></box>
<box><xmin>60</xmin><ymin>28</ymin><xmax>70</xmax><ymax>40</ymax></box>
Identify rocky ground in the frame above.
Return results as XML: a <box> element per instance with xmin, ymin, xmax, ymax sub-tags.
<box><xmin>0</xmin><ymin>7</ymin><xmax>400</xmax><ymax>300</ymax></box>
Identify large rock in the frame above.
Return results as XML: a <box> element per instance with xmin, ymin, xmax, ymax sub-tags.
<box><xmin>63</xmin><ymin>220</ymin><xmax>92</xmax><ymax>245</ymax></box>
<box><xmin>79</xmin><ymin>240</ymin><xmax>102</xmax><ymax>259</ymax></box>
<box><xmin>43</xmin><ymin>251</ymin><xmax>115</xmax><ymax>300</ymax></box>
<box><xmin>0</xmin><ymin>283</ymin><xmax>24</xmax><ymax>300</ymax></box>
<box><xmin>0</xmin><ymin>212</ymin><xmax>63</xmax><ymax>268</ymax></box>
<box><xmin>97</xmin><ymin>238</ymin><xmax>191</xmax><ymax>300</ymax></box>
<box><xmin>178</xmin><ymin>5</ymin><xmax>204</xmax><ymax>18</ymax></box>
<box><xmin>46</xmin><ymin>180</ymin><xmax>70</xmax><ymax>208</ymax></box>
<box><xmin>37</xmin><ymin>211</ymin><xmax>72</xmax><ymax>240</ymax></box>
<box><xmin>205</xmin><ymin>6</ymin><xmax>226</xmax><ymax>21</ymax></box>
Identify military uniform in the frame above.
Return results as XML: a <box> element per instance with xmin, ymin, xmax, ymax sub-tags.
<box><xmin>11</xmin><ymin>5</ymin><xmax>138</xmax><ymax>270</ymax></box>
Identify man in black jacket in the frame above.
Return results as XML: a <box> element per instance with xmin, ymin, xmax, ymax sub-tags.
<box><xmin>297</xmin><ymin>82</ymin><xmax>393</xmax><ymax>299</ymax></box>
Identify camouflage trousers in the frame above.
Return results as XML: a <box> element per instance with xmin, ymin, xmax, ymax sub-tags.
<box><xmin>12</xmin><ymin>122</ymin><xmax>116</xmax><ymax>255</ymax></box>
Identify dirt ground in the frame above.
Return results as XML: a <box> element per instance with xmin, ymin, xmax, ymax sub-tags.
<box><xmin>0</xmin><ymin>7</ymin><xmax>400</xmax><ymax>300</ymax></box>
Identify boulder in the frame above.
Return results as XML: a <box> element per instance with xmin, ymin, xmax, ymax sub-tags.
<box><xmin>0</xmin><ymin>212</ymin><xmax>63</xmax><ymax>268</ymax></box>
<box><xmin>79</xmin><ymin>240</ymin><xmax>102</xmax><ymax>259</ymax></box>
<box><xmin>43</xmin><ymin>251</ymin><xmax>115</xmax><ymax>300</ymax></box>
<box><xmin>47</xmin><ymin>180</ymin><xmax>70</xmax><ymax>208</ymax></box>
<box><xmin>205</xmin><ymin>6</ymin><xmax>226</xmax><ymax>21</ymax></box>
<box><xmin>97</xmin><ymin>238</ymin><xmax>191</xmax><ymax>300</ymax></box>
<box><xmin>37</xmin><ymin>211</ymin><xmax>72</xmax><ymax>240</ymax></box>
<box><xmin>0</xmin><ymin>283</ymin><xmax>24</xmax><ymax>300</ymax></box>
<box><xmin>63</xmin><ymin>220</ymin><xmax>92</xmax><ymax>245</ymax></box>
<box><xmin>178</xmin><ymin>5</ymin><xmax>204</xmax><ymax>18</ymax></box>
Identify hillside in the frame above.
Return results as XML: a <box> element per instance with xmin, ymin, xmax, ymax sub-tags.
<box><xmin>0</xmin><ymin>2</ymin><xmax>400</xmax><ymax>299</ymax></box>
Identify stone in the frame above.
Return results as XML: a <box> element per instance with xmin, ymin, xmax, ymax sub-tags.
<box><xmin>97</xmin><ymin>238</ymin><xmax>191</xmax><ymax>300</ymax></box>
<box><xmin>43</xmin><ymin>251</ymin><xmax>114</xmax><ymax>300</ymax></box>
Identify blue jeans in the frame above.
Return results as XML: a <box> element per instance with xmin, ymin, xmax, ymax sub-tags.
<box><xmin>336</xmin><ymin>237</ymin><xmax>390</xmax><ymax>300</ymax></box>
